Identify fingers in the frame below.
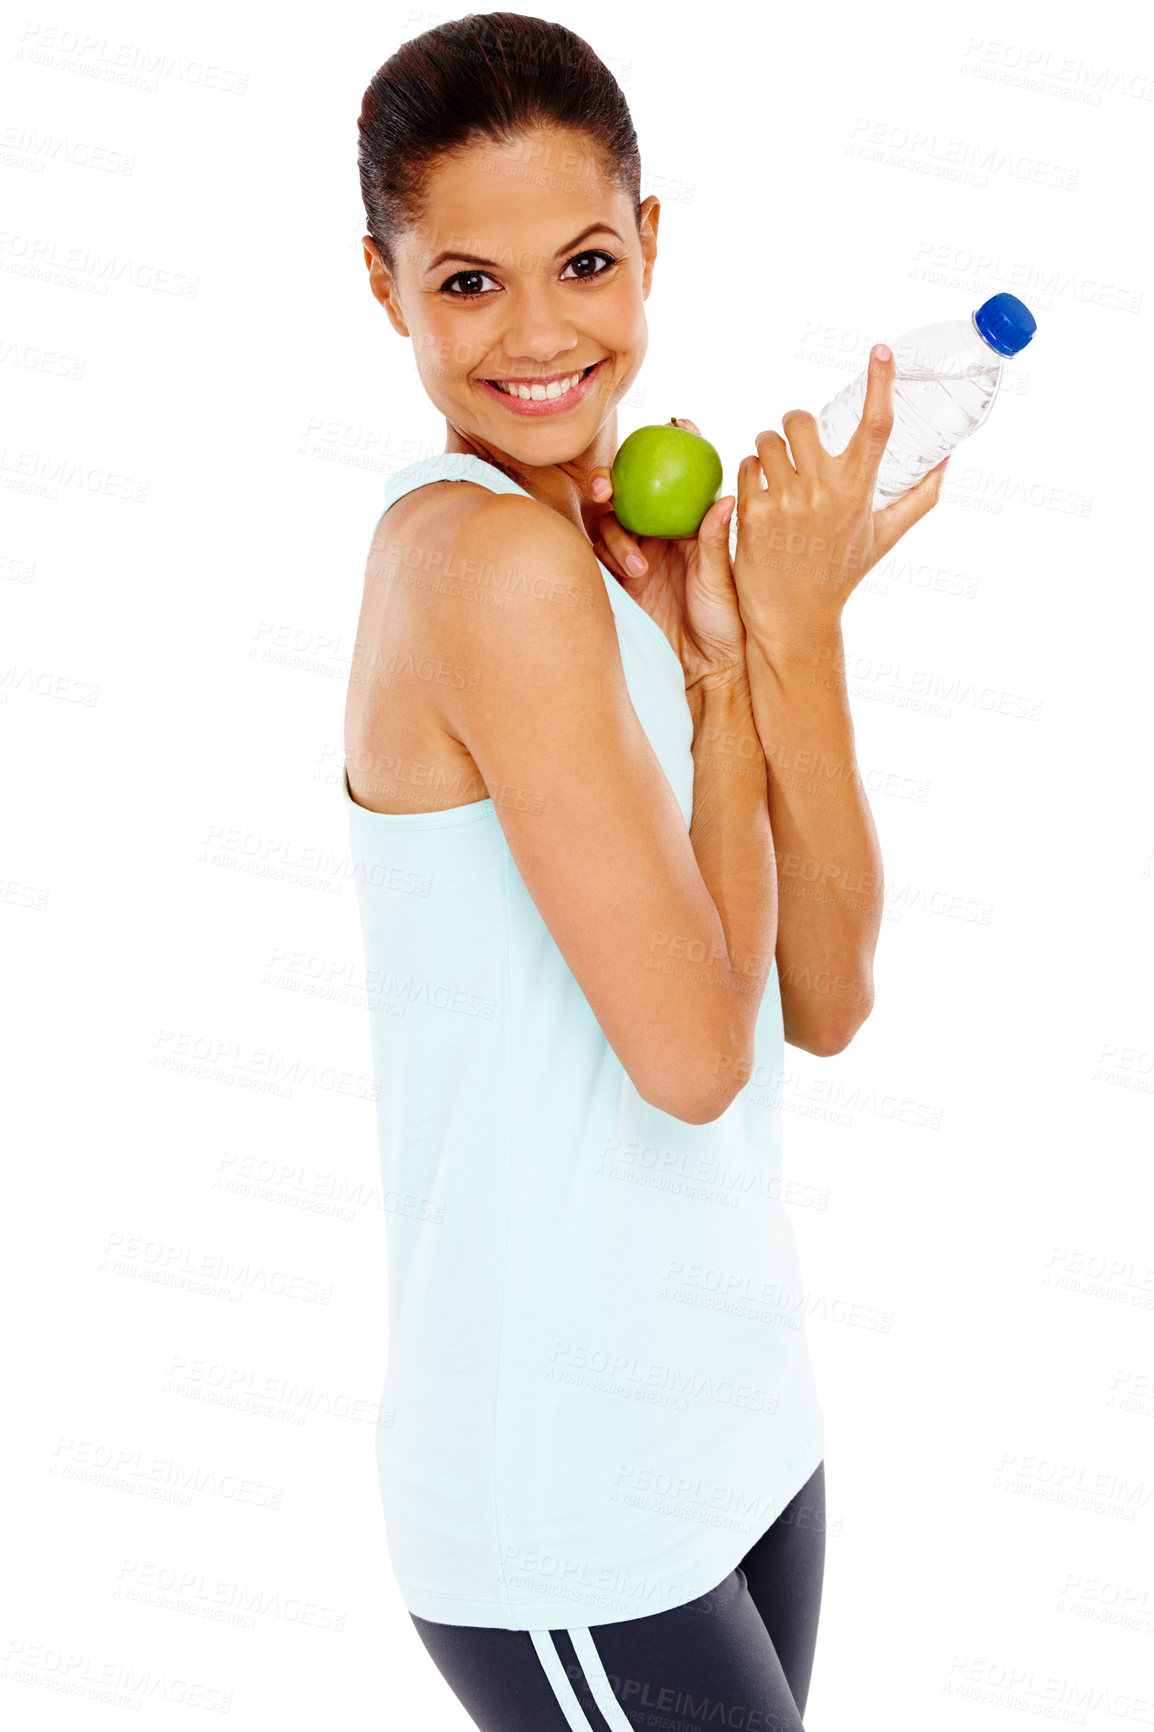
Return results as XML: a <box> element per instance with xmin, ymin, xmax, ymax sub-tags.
<box><xmin>697</xmin><ymin>496</ymin><xmax>736</xmax><ymax>572</ymax></box>
<box><xmin>587</xmin><ymin>466</ymin><xmax>646</xmax><ymax>574</ymax></box>
<box><xmin>843</xmin><ymin>343</ymin><xmax>896</xmax><ymax>479</ymax></box>
<box><xmin>871</xmin><ymin>457</ymin><xmax>949</xmax><ymax>558</ymax></box>
<box><xmin>591</xmin><ymin>536</ymin><xmax>629</xmax><ymax>582</ymax></box>
<box><xmin>750</xmin><ymin>430</ymin><xmax>793</xmax><ymax>491</ymax></box>
<box><xmin>697</xmin><ymin>494</ymin><xmax>736</xmax><ymax>542</ymax></box>
<box><xmin>589</xmin><ymin>518</ymin><xmax>633</xmax><ymax>582</ymax></box>
<box><xmin>599</xmin><ymin>508</ymin><xmax>648</xmax><ymax>576</ymax></box>
<box><xmin>745</xmin><ymin>343</ymin><xmax>895</xmax><ymax>495</ymax></box>
<box><xmin>705</xmin><ymin>493</ymin><xmax>736</xmax><ymax>527</ymax></box>
<box><xmin>779</xmin><ymin>409</ymin><xmax>822</xmax><ymax>473</ymax></box>
<box><xmin>736</xmin><ymin>451</ymin><xmax>767</xmax><ymax>501</ymax></box>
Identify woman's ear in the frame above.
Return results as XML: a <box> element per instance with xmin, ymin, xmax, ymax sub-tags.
<box><xmin>363</xmin><ymin>238</ymin><xmax>409</xmax><ymax>337</ymax></box>
<box><xmin>638</xmin><ymin>196</ymin><xmax>660</xmax><ymax>300</ymax></box>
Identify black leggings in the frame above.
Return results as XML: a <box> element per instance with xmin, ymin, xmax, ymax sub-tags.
<box><xmin>410</xmin><ymin>1460</ymin><xmax>826</xmax><ymax>1732</ymax></box>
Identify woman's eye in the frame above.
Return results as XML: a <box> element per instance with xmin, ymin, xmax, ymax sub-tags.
<box><xmin>441</xmin><ymin>269</ymin><xmax>500</xmax><ymax>299</ymax></box>
<box><xmin>440</xmin><ymin>250</ymin><xmax>618</xmax><ymax>299</ymax></box>
<box><xmin>560</xmin><ymin>249</ymin><xmax>618</xmax><ymax>281</ymax></box>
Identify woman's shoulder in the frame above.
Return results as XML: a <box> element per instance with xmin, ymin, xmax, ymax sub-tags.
<box><xmin>372</xmin><ymin>472</ymin><xmax>589</xmax><ymax>575</ymax></box>
<box><xmin>367</xmin><ymin>477</ymin><xmax>606</xmax><ymax>671</ymax></box>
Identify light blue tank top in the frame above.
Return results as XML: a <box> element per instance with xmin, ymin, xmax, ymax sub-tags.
<box><xmin>344</xmin><ymin>451</ymin><xmax>824</xmax><ymax>1631</ymax></box>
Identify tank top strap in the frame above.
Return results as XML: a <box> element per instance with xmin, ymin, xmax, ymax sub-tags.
<box><xmin>383</xmin><ymin>452</ymin><xmax>533</xmax><ymax>516</ymax></box>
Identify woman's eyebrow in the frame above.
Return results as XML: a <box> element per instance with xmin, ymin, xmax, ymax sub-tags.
<box><xmin>423</xmin><ymin>224</ymin><xmax>625</xmax><ymax>275</ymax></box>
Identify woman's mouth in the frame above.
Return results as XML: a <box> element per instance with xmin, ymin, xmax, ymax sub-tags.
<box><xmin>477</xmin><ymin>359</ymin><xmax>606</xmax><ymax>416</ymax></box>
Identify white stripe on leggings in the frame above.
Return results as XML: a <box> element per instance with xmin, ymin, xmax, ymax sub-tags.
<box><xmin>568</xmin><ymin>1627</ymin><xmax>635</xmax><ymax>1730</ymax></box>
<box><xmin>529</xmin><ymin>1626</ymin><xmax>634</xmax><ymax>1731</ymax></box>
<box><xmin>528</xmin><ymin>1630</ymin><xmax>596</xmax><ymax>1730</ymax></box>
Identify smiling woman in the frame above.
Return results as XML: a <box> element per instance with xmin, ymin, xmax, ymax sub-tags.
<box><xmin>357</xmin><ymin>58</ymin><xmax>654</xmax><ymax>491</ymax></box>
<box><xmin>342</xmin><ymin>15</ymin><xmax>829</xmax><ymax>1731</ymax></box>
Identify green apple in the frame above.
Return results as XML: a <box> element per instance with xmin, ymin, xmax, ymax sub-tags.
<box><xmin>610</xmin><ymin>422</ymin><xmax>724</xmax><ymax>540</ymax></box>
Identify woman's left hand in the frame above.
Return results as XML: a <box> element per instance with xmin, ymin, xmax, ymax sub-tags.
<box><xmin>732</xmin><ymin>345</ymin><xmax>949</xmax><ymax>647</ymax></box>
<box><xmin>587</xmin><ymin>417</ymin><xmax>747</xmax><ymax>692</ymax></box>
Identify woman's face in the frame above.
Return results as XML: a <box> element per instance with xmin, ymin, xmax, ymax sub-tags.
<box><xmin>366</xmin><ymin>127</ymin><xmax>659</xmax><ymax>469</ymax></box>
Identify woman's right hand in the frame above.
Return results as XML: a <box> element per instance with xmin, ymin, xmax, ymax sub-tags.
<box><xmin>588</xmin><ymin>418</ymin><xmax>748</xmax><ymax>701</ymax></box>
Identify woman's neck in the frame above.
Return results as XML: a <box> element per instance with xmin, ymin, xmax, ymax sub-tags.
<box><xmin>442</xmin><ymin>423</ymin><xmax>619</xmax><ymax>538</ymax></box>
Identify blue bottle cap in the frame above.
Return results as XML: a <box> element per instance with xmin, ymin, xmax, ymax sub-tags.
<box><xmin>974</xmin><ymin>293</ymin><xmax>1037</xmax><ymax>357</ymax></box>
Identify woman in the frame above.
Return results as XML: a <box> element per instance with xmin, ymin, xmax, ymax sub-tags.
<box><xmin>344</xmin><ymin>14</ymin><xmax>946</xmax><ymax>1730</ymax></box>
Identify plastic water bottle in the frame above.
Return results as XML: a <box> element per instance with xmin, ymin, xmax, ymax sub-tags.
<box><xmin>816</xmin><ymin>293</ymin><xmax>1037</xmax><ymax>508</ymax></box>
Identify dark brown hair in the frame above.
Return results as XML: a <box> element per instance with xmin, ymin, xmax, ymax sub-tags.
<box><xmin>357</xmin><ymin>12</ymin><xmax>642</xmax><ymax>274</ymax></box>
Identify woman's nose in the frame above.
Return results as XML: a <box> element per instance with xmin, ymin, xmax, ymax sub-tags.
<box><xmin>497</xmin><ymin>284</ymin><xmax>580</xmax><ymax>366</ymax></box>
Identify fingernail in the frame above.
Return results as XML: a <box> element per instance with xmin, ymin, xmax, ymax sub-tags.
<box><xmin>592</xmin><ymin>477</ymin><xmax>609</xmax><ymax>497</ymax></box>
<box><xmin>873</xmin><ymin>343</ymin><xmax>892</xmax><ymax>363</ymax></box>
<box><xmin>626</xmin><ymin>553</ymin><xmax>646</xmax><ymax>575</ymax></box>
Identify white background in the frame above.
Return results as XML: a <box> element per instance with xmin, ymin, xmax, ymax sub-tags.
<box><xmin>3</xmin><ymin>0</ymin><xmax>1152</xmax><ymax>1727</ymax></box>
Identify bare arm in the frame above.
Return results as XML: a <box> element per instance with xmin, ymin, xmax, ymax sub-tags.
<box><xmin>730</xmin><ymin>347</ymin><xmax>948</xmax><ymax>1054</ymax></box>
<box><xmin>681</xmin><ymin>670</ymin><xmax>778</xmax><ymax>1107</ymax></box>
<box><xmin>428</xmin><ymin>491</ymin><xmax>776</xmax><ymax>1123</ymax></box>
<box><xmin>743</xmin><ymin>624</ymin><xmax>882</xmax><ymax>1056</ymax></box>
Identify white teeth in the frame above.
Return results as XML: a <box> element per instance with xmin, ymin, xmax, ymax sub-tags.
<box><xmin>491</xmin><ymin>368</ymin><xmax>587</xmax><ymax>401</ymax></box>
